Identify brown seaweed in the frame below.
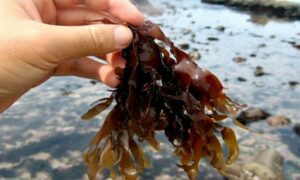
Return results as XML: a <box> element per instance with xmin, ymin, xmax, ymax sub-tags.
<box><xmin>82</xmin><ymin>21</ymin><xmax>244</xmax><ymax>180</ymax></box>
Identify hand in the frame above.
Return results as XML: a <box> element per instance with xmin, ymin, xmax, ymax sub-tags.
<box><xmin>0</xmin><ymin>0</ymin><xmax>145</xmax><ymax>112</ymax></box>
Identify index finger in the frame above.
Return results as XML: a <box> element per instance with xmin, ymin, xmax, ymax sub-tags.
<box><xmin>53</xmin><ymin>0</ymin><xmax>145</xmax><ymax>25</ymax></box>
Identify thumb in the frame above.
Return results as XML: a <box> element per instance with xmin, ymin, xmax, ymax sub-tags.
<box><xmin>42</xmin><ymin>24</ymin><xmax>132</xmax><ymax>60</ymax></box>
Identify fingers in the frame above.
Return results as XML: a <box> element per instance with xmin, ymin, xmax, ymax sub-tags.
<box><xmin>53</xmin><ymin>0</ymin><xmax>145</xmax><ymax>25</ymax></box>
<box><xmin>56</xmin><ymin>6</ymin><xmax>103</xmax><ymax>25</ymax></box>
<box><xmin>42</xmin><ymin>23</ymin><xmax>132</xmax><ymax>60</ymax></box>
<box><xmin>54</xmin><ymin>57</ymin><xmax>120</xmax><ymax>87</ymax></box>
<box><xmin>105</xmin><ymin>52</ymin><xmax>125</xmax><ymax>69</ymax></box>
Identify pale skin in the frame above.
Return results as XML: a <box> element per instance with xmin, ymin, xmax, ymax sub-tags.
<box><xmin>0</xmin><ymin>0</ymin><xmax>145</xmax><ymax>112</ymax></box>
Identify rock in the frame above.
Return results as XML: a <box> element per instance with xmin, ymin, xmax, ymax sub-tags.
<box><xmin>254</xmin><ymin>66</ymin><xmax>267</xmax><ymax>77</ymax></box>
<box><xmin>289</xmin><ymin>81</ymin><xmax>299</xmax><ymax>87</ymax></box>
<box><xmin>249</xmin><ymin>53</ymin><xmax>257</xmax><ymax>57</ymax></box>
<box><xmin>267</xmin><ymin>115</ymin><xmax>291</xmax><ymax>127</ymax></box>
<box><xmin>215</xmin><ymin>25</ymin><xmax>226</xmax><ymax>32</ymax></box>
<box><xmin>224</xmin><ymin>149</ymin><xmax>284</xmax><ymax>180</ymax></box>
<box><xmin>202</xmin><ymin>0</ymin><xmax>300</xmax><ymax>20</ymax></box>
<box><xmin>90</xmin><ymin>80</ymin><xmax>97</xmax><ymax>85</ymax></box>
<box><xmin>61</xmin><ymin>91</ymin><xmax>80</xmax><ymax>98</ymax></box>
<box><xmin>181</xmin><ymin>28</ymin><xmax>192</xmax><ymax>35</ymax></box>
<box><xmin>224</xmin><ymin>164</ymin><xmax>242</xmax><ymax>180</ymax></box>
<box><xmin>178</xmin><ymin>43</ymin><xmax>190</xmax><ymax>50</ymax></box>
<box><xmin>244</xmin><ymin>149</ymin><xmax>284</xmax><ymax>180</ymax></box>
<box><xmin>133</xmin><ymin>0</ymin><xmax>163</xmax><ymax>16</ymax></box>
<box><xmin>207</xmin><ymin>37</ymin><xmax>219</xmax><ymax>41</ymax></box>
<box><xmin>242</xmin><ymin>163</ymin><xmax>278</xmax><ymax>180</ymax></box>
<box><xmin>257</xmin><ymin>43</ymin><xmax>266</xmax><ymax>48</ymax></box>
<box><xmin>236</xmin><ymin>107</ymin><xmax>270</xmax><ymax>125</ymax></box>
<box><xmin>292</xmin><ymin>44</ymin><xmax>300</xmax><ymax>50</ymax></box>
<box><xmin>237</xmin><ymin>77</ymin><xmax>247</xmax><ymax>82</ymax></box>
<box><xmin>233</xmin><ymin>57</ymin><xmax>247</xmax><ymax>63</ymax></box>
<box><xmin>249</xmin><ymin>33</ymin><xmax>263</xmax><ymax>38</ymax></box>
<box><xmin>294</xmin><ymin>123</ymin><xmax>300</xmax><ymax>136</ymax></box>
<box><xmin>252</xmin><ymin>148</ymin><xmax>284</xmax><ymax>167</ymax></box>
<box><xmin>189</xmin><ymin>51</ymin><xmax>201</xmax><ymax>61</ymax></box>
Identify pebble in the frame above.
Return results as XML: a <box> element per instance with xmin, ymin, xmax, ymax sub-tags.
<box><xmin>178</xmin><ymin>43</ymin><xmax>190</xmax><ymax>50</ymax></box>
<box><xmin>233</xmin><ymin>57</ymin><xmax>247</xmax><ymax>63</ymax></box>
<box><xmin>289</xmin><ymin>81</ymin><xmax>299</xmax><ymax>87</ymax></box>
<box><xmin>215</xmin><ymin>25</ymin><xmax>225</xmax><ymax>32</ymax></box>
<box><xmin>257</xmin><ymin>43</ymin><xmax>266</xmax><ymax>48</ymax></box>
<box><xmin>292</xmin><ymin>44</ymin><xmax>300</xmax><ymax>50</ymax></box>
<box><xmin>181</xmin><ymin>28</ymin><xmax>192</xmax><ymax>35</ymax></box>
<box><xmin>90</xmin><ymin>80</ymin><xmax>97</xmax><ymax>85</ymax></box>
<box><xmin>61</xmin><ymin>91</ymin><xmax>80</xmax><ymax>98</ymax></box>
<box><xmin>236</xmin><ymin>107</ymin><xmax>270</xmax><ymax>125</ymax></box>
<box><xmin>237</xmin><ymin>77</ymin><xmax>247</xmax><ymax>82</ymax></box>
<box><xmin>207</xmin><ymin>37</ymin><xmax>219</xmax><ymax>41</ymax></box>
<box><xmin>254</xmin><ymin>66</ymin><xmax>267</xmax><ymax>77</ymax></box>
<box><xmin>189</xmin><ymin>51</ymin><xmax>201</xmax><ymax>61</ymax></box>
<box><xmin>224</xmin><ymin>149</ymin><xmax>284</xmax><ymax>180</ymax></box>
<box><xmin>267</xmin><ymin>115</ymin><xmax>291</xmax><ymax>127</ymax></box>
<box><xmin>294</xmin><ymin>123</ymin><xmax>300</xmax><ymax>136</ymax></box>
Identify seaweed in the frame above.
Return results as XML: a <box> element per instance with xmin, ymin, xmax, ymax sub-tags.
<box><xmin>82</xmin><ymin>20</ymin><xmax>244</xmax><ymax>180</ymax></box>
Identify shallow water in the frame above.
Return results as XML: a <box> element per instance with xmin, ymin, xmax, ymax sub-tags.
<box><xmin>0</xmin><ymin>0</ymin><xmax>300</xmax><ymax>179</ymax></box>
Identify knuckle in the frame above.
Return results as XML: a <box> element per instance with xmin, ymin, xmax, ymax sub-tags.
<box><xmin>70</xmin><ymin>59</ymin><xmax>81</xmax><ymax>76</ymax></box>
<box><xmin>86</xmin><ymin>26</ymin><xmax>112</xmax><ymax>53</ymax></box>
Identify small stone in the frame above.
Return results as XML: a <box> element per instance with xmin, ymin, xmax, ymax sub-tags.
<box><xmin>215</xmin><ymin>25</ymin><xmax>225</xmax><ymax>32</ymax></box>
<box><xmin>224</xmin><ymin>149</ymin><xmax>284</xmax><ymax>180</ymax></box>
<box><xmin>294</xmin><ymin>124</ymin><xmax>300</xmax><ymax>136</ymax></box>
<box><xmin>237</xmin><ymin>77</ymin><xmax>247</xmax><ymax>82</ymax></box>
<box><xmin>236</xmin><ymin>107</ymin><xmax>271</xmax><ymax>125</ymax></box>
<box><xmin>270</xmin><ymin>35</ymin><xmax>276</xmax><ymax>39</ymax></box>
<box><xmin>189</xmin><ymin>51</ymin><xmax>201</xmax><ymax>61</ymax></box>
<box><xmin>61</xmin><ymin>91</ymin><xmax>80</xmax><ymax>98</ymax></box>
<box><xmin>292</xmin><ymin>44</ymin><xmax>300</xmax><ymax>50</ymax></box>
<box><xmin>178</xmin><ymin>43</ymin><xmax>190</xmax><ymax>50</ymax></box>
<box><xmin>249</xmin><ymin>53</ymin><xmax>257</xmax><ymax>57</ymax></box>
<box><xmin>207</xmin><ymin>37</ymin><xmax>219</xmax><ymax>41</ymax></box>
<box><xmin>90</xmin><ymin>80</ymin><xmax>97</xmax><ymax>85</ymax></box>
<box><xmin>267</xmin><ymin>115</ymin><xmax>291</xmax><ymax>127</ymax></box>
<box><xmin>181</xmin><ymin>28</ymin><xmax>192</xmax><ymax>35</ymax></box>
<box><xmin>224</xmin><ymin>163</ymin><xmax>242</xmax><ymax>179</ymax></box>
<box><xmin>233</xmin><ymin>57</ymin><xmax>247</xmax><ymax>63</ymax></box>
<box><xmin>258</xmin><ymin>43</ymin><xmax>266</xmax><ymax>48</ymax></box>
<box><xmin>254</xmin><ymin>66</ymin><xmax>267</xmax><ymax>77</ymax></box>
<box><xmin>289</xmin><ymin>81</ymin><xmax>299</xmax><ymax>87</ymax></box>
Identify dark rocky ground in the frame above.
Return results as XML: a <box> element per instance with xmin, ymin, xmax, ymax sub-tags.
<box><xmin>0</xmin><ymin>0</ymin><xmax>300</xmax><ymax>179</ymax></box>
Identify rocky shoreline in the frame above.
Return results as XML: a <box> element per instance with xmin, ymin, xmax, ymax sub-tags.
<box><xmin>0</xmin><ymin>0</ymin><xmax>299</xmax><ymax>179</ymax></box>
<box><xmin>202</xmin><ymin>0</ymin><xmax>300</xmax><ymax>20</ymax></box>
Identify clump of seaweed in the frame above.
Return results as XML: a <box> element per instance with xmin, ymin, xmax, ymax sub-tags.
<box><xmin>82</xmin><ymin>21</ymin><xmax>244</xmax><ymax>180</ymax></box>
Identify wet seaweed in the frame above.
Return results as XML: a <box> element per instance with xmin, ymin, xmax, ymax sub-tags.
<box><xmin>82</xmin><ymin>20</ymin><xmax>244</xmax><ymax>180</ymax></box>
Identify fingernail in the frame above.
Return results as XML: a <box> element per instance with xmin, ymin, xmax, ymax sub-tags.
<box><xmin>114</xmin><ymin>26</ymin><xmax>133</xmax><ymax>49</ymax></box>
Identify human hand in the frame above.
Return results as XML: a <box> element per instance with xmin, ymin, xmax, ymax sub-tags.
<box><xmin>0</xmin><ymin>0</ymin><xmax>145</xmax><ymax>112</ymax></box>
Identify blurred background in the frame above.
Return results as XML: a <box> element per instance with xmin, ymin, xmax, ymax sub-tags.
<box><xmin>0</xmin><ymin>0</ymin><xmax>299</xmax><ymax>179</ymax></box>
